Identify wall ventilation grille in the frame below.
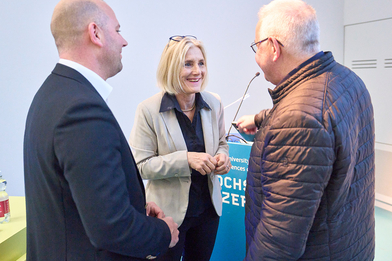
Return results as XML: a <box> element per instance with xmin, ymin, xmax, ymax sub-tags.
<box><xmin>385</xmin><ymin>58</ymin><xmax>392</xmax><ymax>68</ymax></box>
<box><xmin>351</xmin><ymin>59</ymin><xmax>377</xmax><ymax>69</ymax></box>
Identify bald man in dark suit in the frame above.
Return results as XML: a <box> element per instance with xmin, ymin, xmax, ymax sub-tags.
<box><xmin>23</xmin><ymin>0</ymin><xmax>178</xmax><ymax>260</ymax></box>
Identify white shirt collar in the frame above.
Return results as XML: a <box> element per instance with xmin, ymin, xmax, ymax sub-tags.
<box><xmin>58</xmin><ymin>59</ymin><xmax>113</xmax><ymax>102</ymax></box>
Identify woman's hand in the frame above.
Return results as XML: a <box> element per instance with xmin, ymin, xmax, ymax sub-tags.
<box><xmin>187</xmin><ymin>152</ymin><xmax>217</xmax><ymax>175</ymax></box>
<box><xmin>214</xmin><ymin>153</ymin><xmax>231</xmax><ymax>175</ymax></box>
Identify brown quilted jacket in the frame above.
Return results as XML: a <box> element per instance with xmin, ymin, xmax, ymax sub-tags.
<box><xmin>245</xmin><ymin>52</ymin><xmax>375</xmax><ymax>261</ymax></box>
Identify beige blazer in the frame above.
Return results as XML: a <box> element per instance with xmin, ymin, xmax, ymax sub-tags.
<box><xmin>129</xmin><ymin>91</ymin><xmax>229</xmax><ymax>226</ymax></box>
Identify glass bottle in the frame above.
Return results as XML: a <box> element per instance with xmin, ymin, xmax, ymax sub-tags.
<box><xmin>0</xmin><ymin>171</ymin><xmax>10</xmax><ymax>223</ymax></box>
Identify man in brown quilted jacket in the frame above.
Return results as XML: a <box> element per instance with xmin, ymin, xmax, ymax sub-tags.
<box><xmin>236</xmin><ymin>0</ymin><xmax>375</xmax><ymax>260</ymax></box>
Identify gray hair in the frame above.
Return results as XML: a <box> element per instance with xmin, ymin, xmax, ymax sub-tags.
<box><xmin>51</xmin><ymin>0</ymin><xmax>107</xmax><ymax>52</ymax></box>
<box><xmin>257</xmin><ymin>0</ymin><xmax>320</xmax><ymax>57</ymax></box>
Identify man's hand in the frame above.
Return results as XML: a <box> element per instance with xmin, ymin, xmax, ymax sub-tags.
<box><xmin>237</xmin><ymin>115</ymin><xmax>257</xmax><ymax>134</ymax></box>
<box><xmin>161</xmin><ymin>217</ymin><xmax>179</xmax><ymax>248</ymax></box>
<box><xmin>146</xmin><ymin>202</ymin><xmax>165</xmax><ymax>218</ymax></box>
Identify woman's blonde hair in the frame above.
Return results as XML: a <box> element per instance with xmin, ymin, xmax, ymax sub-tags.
<box><xmin>157</xmin><ymin>36</ymin><xmax>208</xmax><ymax>95</ymax></box>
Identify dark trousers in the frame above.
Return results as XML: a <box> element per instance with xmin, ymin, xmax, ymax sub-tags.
<box><xmin>157</xmin><ymin>208</ymin><xmax>220</xmax><ymax>261</ymax></box>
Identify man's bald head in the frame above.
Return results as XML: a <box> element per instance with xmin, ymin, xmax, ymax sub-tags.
<box><xmin>50</xmin><ymin>0</ymin><xmax>108</xmax><ymax>53</ymax></box>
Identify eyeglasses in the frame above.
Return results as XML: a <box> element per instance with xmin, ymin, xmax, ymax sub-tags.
<box><xmin>250</xmin><ymin>37</ymin><xmax>284</xmax><ymax>53</ymax></box>
<box><xmin>166</xmin><ymin>35</ymin><xmax>197</xmax><ymax>50</ymax></box>
<box><xmin>169</xmin><ymin>35</ymin><xmax>197</xmax><ymax>42</ymax></box>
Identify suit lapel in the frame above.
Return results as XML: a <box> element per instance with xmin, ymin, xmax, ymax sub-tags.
<box><xmin>161</xmin><ymin>110</ymin><xmax>188</xmax><ymax>151</ymax></box>
<box><xmin>160</xmin><ymin>93</ymin><xmax>215</xmax><ymax>155</ymax></box>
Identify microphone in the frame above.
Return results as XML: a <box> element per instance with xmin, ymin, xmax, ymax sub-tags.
<box><xmin>226</xmin><ymin>72</ymin><xmax>260</xmax><ymax>140</ymax></box>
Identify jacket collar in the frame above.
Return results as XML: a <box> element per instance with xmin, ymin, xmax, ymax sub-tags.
<box><xmin>158</xmin><ymin>92</ymin><xmax>214</xmax><ymax>155</ymax></box>
<box><xmin>269</xmin><ymin>51</ymin><xmax>335</xmax><ymax>105</ymax></box>
<box><xmin>159</xmin><ymin>92</ymin><xmax>211</xmax><ymax>113</ymax></box>
<box><xmin>58</xmin><ymin>59</ymin><xmax>112</xmax><ymax>102</ymax></box>
<box><xmin>52</xmin><ymin>63</ymin><xmax>104</xmax><ymax>102</ymax></box>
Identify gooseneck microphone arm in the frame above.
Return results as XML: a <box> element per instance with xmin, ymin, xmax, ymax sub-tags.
<box><xmin>226</xmin><ymin>72</ymin><xmax>260</xmax><ymax>139</ymax></box>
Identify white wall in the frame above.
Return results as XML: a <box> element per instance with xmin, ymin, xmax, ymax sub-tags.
<box><xmin>343</xmin><ymin>0</ymin><xmax>392</xmax><ymax>211</ymax></box>
<box><xmin>344</xmin><ymin>0</ymin><xmax>392</xmax><ymax>25</ymax></box>
<box><xmin>0</xmin><ymin>0</ymin><xmax>344</xmax><ymax>196</ymax></box>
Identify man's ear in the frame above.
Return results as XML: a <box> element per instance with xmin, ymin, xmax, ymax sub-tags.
<box><xmin>88</xmin><ymin>23</ymin><xmax>103</xmax><ymax>47</ymax></box>
<box><xmin>270</xmin><ymin>37</ymin><xmax>281</xmax><ymax>62</ymax></box>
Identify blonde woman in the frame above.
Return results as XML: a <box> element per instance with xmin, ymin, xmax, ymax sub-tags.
<box><xmin>129</xmin><ymin>35</ymin><xmax>231</xmax><ymax>261</ymax></box>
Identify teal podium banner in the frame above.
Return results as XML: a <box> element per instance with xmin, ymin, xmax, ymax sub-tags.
<box><xmin>211</xmin><ymin>142</ymin><xmax>252</xmax><ymax>261</ymax></box>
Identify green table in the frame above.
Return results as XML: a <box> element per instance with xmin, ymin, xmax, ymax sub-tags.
<box><xmin>0</xmin><ymin>196</ymin><xmax>26</xmax><ymax>261</ymax></box>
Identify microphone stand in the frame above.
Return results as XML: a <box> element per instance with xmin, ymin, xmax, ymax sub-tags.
<box><xmin>226</xmin><ymin>72</ymin><xmax>260</xmax><ymax>140</ymax></box>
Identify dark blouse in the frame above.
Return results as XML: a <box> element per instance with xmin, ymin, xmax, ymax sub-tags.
<box><xmin>160</xmin><ymin>92</ymin><xmax>214</xmax><ymax>217</ymax></box>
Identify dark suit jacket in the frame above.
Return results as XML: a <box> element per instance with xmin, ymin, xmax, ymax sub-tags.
<box><xmin>24</xmin><ymin>64</ymin><xmax>170</xmax><ymax>260</ymax></box>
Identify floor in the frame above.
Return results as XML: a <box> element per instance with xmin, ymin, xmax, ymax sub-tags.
<box><xmin>375</xmin><ymin>207</ymin><xmax>392</xmax><ymax>260</ymax></box>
